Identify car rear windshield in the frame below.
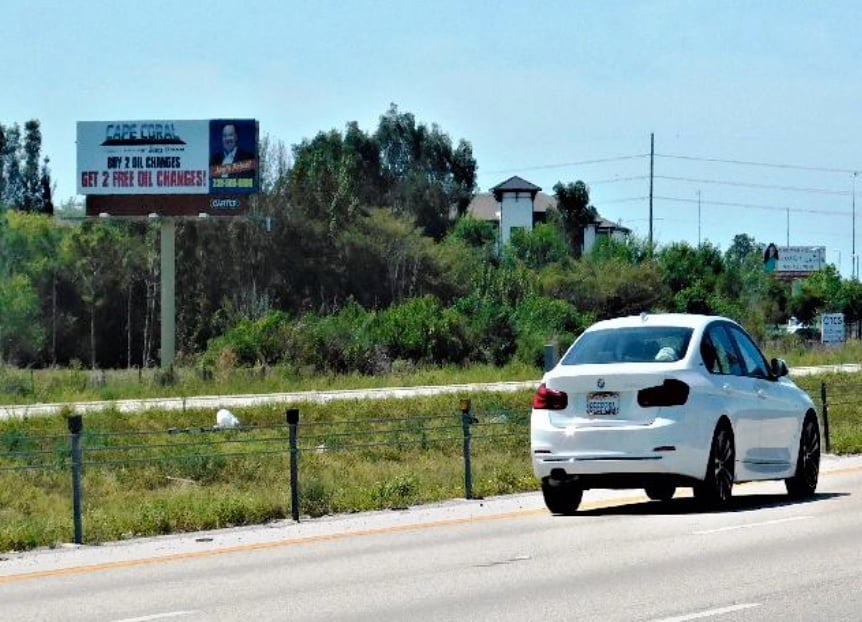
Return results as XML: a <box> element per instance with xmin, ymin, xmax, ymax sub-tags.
<box><xmin>561</xmin><ymin>326</ymin><xmax>694</xmax><ymax>365</ymax></box>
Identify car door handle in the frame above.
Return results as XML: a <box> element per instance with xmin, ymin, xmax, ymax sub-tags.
<box><xmin>757</xmin><ymin>389</ymin><xmax>766</xmax><ymax>399</ymax></box>
<box><xmin>722</xmin><ymin>384</ymin><xmax>732</xmax><ymax>393</ymax></box>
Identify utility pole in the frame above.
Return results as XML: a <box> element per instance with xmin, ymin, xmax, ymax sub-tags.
<box><xmin>697</xmin><ymin>190</ymin><xmax>701</xmax><ymax>247</ymax></box>
<box><xmin>786</xmin><ymin>207</ymin><xmax>790</xmax><ymax>247</ymax></box>
<box><xmin>649</xmin><ymin>132</ymin><xmax>654</xmax><ymax>251</ymax></box>
<box><xmin>853</xmin><ymin>172</ymin><xmax>857</xmax><ymax>279</ymax></box>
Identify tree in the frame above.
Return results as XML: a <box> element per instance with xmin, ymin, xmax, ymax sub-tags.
<box><xmin>507</xmin><ymin>223</ymin><xmax>570</xmax><ymax>270</ymax></box>
<box><xmin>2</xmin><ymin>211</ymin><xmax>63</xmax><ymax>364</ymax></box>
<box><xmin>725</xmin><ymin>233</ymin><xmax>759</xmax><ymax>266</ymax></box>
<box><xmin>540</xmin><ymin>258</ymin><xmax>668</xmax><ymax>320</ymax></box>
<box><xmin>376</xmin><ymin>104</ymin><xmax>476</xmax><ymax>239</ymax></box>
<box><xmin>0</xmin><ymin>123</ymin><xmax>6</xmax><ymax>202</ymax></box>
<box><xmin>0</xmin><ymin>120</ymin><xmax>52</xmax><ymax>214</ymax></box>
<box><xmin>60</xmin><ymin>222</ymin><xmax>126</xmax><ymax>369</ymax></box>
<box><xmin>836</xmin><ymin>279</ymin><xmax>862</xmax><ymax>338</ymax></box>
<box><xmin>1</xmin><ymin>123</ymin><xmax>23</xmax><ymax>209</ymax></box>
<box><xmin>22</xmin><ymin>120</ymin><xmax>42</xmax><ymax>212</ymax></box>
<box><xmin>448</xmin><ymin>216</ymin><xmax>498</xmax><ymax>251</ymax></box>
<box><xmin>586</xmin><ymin>234</ymin><xmax>650</xmax><ymax>265</ymax></box>
<box><xmin>0</xmin><ymin>274</ymin><xmax>43</xmax><ymax>364</ymax></box>
<box><xmin>553</xmin><ymin>180</ymin><xmax>597</xmax><ymax>258</ymax></box>
<box><xmin>40</xmin><ymin>157</ymin><xmax>53</xmax><ymax>216</ymax></box>
<box><xmin>788</xmin><ymin>266</ymin><xmax>844</xmax><ymax>325</ymax></box>
<box><xmin>290</xmin><ymin>128</ymin><xmax>379</xmax><ymax>234</ymax></box>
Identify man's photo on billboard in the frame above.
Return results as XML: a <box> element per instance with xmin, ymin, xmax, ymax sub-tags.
<box><xmin>210</xmin><ymin>120</ymin><xmax>257</xmax><ymax>180</ymax></box>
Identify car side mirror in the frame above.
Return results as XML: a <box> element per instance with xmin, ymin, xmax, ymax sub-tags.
<box><xmin>771</xmin><ymin>358</ymin><xmax>789</xmax><ymax>378</ymax></box>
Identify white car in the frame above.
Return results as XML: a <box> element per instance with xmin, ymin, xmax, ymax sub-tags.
<box><xmin>531</xmin><ymin>313</ymin><xmax>820</xmax><ymax>514</ymax></box>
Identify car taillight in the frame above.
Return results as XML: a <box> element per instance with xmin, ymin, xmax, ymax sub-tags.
<box><xmin>637</xmin><ymin>378</ymin><xmax>690</xmax><ymax>407</ymax></box>
<box><xmin>532</xmin><ymin>383</ymin><xmax>568</xmax><ymax>410</ymax></box>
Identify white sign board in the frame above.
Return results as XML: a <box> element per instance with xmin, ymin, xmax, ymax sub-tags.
<box><xmin>77</xmin><ymin>121</ymin><xmax>211</xmax><ymax>195</ymax></box>
<box><xmin>776</xmin><ymin>246</ymin><xmax>825</xmax><ymax>274</ymax></box>
<box><xmin>821</xmin><ymin>312</ymin><xmax>845</xmax><ymax>345</ymax></box>
<box><xmin>77</xmin><ymin>119</ymin><xmax>259</xmax><ymax>197</ymax></box>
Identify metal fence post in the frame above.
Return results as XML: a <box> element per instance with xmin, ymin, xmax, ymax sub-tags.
<box><xmin>68</xmin><ymin>414</ymin><xmax>84</xmax><ymax>545</ymax></box>
<box><xmin>459</xmin><ymin>399</ymin><xmax>476</xmax><ymax>499</ymax></box>
<box><xmin>820</xmin><ymin>382</ymin><xmax>831</xmax><ymax>453</ymax></box>
<box><xmin>544</xmin><ymin>343</ymin><xmax>559</xmax><ymax>373</ymax></box>
<box><xmin>286</xmin><ymin>408</ymin><xmax>300</xmax><ymax>522</ymax></box>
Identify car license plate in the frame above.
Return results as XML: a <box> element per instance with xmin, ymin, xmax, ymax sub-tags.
<box><xmin>586</xmin><ymin>392</ymin><xmax>619</xmax><ymax>416</ymax></box>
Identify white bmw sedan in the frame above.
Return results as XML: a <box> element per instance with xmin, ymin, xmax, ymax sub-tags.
<box><xmin>531</xmin><ymin>313</ymin><xmax>821</xmax><ymax>514</ymax></box>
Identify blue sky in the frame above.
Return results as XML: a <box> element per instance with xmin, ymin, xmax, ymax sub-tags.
<box><xmin>5</xmin><ymin>1</ymin><xmax>862</xmax><ymax>276</ymax></box>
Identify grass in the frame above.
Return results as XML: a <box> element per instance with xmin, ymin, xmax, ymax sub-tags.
<box><xmin>0</xmin><ymin>361</ymin><xmax>540</xmax><ymax>406</ymax></box>
<box><xmin>0</xmin><ymin>392</ymin><xmax>534</xmax><ymax>552</ymax></box>
<box><xmin>1</xmin><ymin>343</ymin><xmax>862</xmax><ymax>553</ymax></box>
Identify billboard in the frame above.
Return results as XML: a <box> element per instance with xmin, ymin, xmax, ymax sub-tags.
<box><xmin>764</xmin><ymin>244</ymin><xmax>825</xmax><ymax>278</ymax></box>
<box><xmin>77</xmin><ymin>119</ymin><xmax>258</xmax><ymax>197</ymax></box>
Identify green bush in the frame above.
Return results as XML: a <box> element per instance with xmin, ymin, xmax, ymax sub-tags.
<box><xmin>204</xmin><ymin>310</ymin><xmax>292</xmax><ymax>367</ymax></box>
<box><xmin>454</xmin><ymin>295</ymin><xmax>516</xmax><ymax>366</ymax></box>
<box><xmin>304</xmin><ymin>302</ymin><xmax>384</xmax><ymax>374</ymax></box>
<box><xmin>372</xmin><ymin>296</ymin><xmax>470</xmax><ymax>365</ymax></box>
<box><xmin>511</xmin><ymin>294</ymin><xmax>587</xmax><ymax>366</ymax></box>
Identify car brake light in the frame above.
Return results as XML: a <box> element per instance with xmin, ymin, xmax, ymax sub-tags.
<box><xmin>532</xmin><ymin>383</ymin><xmax>568</xmax><ymax>410</ymax></box>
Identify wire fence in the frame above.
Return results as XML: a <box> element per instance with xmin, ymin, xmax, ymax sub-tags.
<box><xmin>818</xmin><ymin>381</ymin><xmax>862</xmax><ymax>454</ymax></box>
<box><xmin>5</xmin><ymin>378</ymin><xmax>853</xmax><ymax>548</ymax></box>
<box><xmin>0</xmin><ymin>400</ymin><xmax>529</xmax><ymax>544</ymax></box>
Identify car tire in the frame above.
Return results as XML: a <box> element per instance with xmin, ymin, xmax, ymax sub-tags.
<box><xmin>694</xmin><ymin>423</ymin><xmax>735</xmax><ymax>509</ymax></box>
<box><xmin>785</xmin><ymin>414</ymin><xmax>820</xmax><ymax>499</ymax></box>
<box><xmin>644</xmin><ymin>484</ymin><xmax>676</xmax><ymax>502</ymax></box>
<box><xmin>541</xmin><ymin>480</ymin><xmax>583</xmax><ymax>515</ymax></box>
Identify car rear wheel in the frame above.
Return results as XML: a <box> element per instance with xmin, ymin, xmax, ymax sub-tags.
<box><xmin>541</xmin><ymin>480</ymin><xmax>583</xmax><ymax>515</ymax></box>
<box><xmin>644</xmin><ymin>484</ymin><xmax>676</xmax><ymax>502</ymax></box>
<box><xmin>785</xmin><ymin>415</ymin><xmax>820</xmax><ymax>499</ymax></box>
<box><xmin>694</xmin><ymin>424</ymin><xmax>735</xmax><ymax>509</ymax></box>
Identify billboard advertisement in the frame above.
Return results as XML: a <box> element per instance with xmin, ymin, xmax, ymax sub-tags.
<box><xmin>77</xmin><ymin>119</ymin><xmax>258</xmax><ymax>196</ymax></box>
<box><xmin>764</xmin><ymin>243</ymin><xmax>825</xmax><ymax>277</ymax></box>
<box><xmin>208</xmin><ymin>119</ymin><xmax>258</xmax><ymax>194</ymax></box>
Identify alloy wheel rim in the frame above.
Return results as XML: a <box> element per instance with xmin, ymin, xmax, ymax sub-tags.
<box><xmin>713</xmin><ymin>431</ymin><xmax>734</xmax><ymax>500</ymax></box>
<box><xmin>801</xmin><ymin>420</ymin><xmax>820</xmax><ymax>488</ymax></box>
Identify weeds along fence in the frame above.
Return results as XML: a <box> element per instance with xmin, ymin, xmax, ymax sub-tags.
<box><xmin>0</xmin><ymin>364</ymin><xmax>293</xmax><ymax>404</ymax></box>
<box><xmin>0</xmin><ymin>400</ymin><xmax>530</xmax><ymax>548</ymax></box>
<box><xmin>818</xmin><ymin>380</ymin><xmax>862</xmax><ymax>455</ymax></box>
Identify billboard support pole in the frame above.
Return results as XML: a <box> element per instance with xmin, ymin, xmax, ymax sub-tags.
<box><xmin>159</xmin><ymin>218</ymin><xmax>176</xmax><ymax>369</ymax></box>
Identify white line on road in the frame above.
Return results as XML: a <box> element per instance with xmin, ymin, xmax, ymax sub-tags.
<box><xmin>650</xmin><ymin>603</ymin><xmax>761</xmax><ymax>622</ymax></box>
<box><xmin>109</xmin><ymin>612</ymin><xmax>199</xmax><ymax>622</ymax></box>
<box><xmin>693</xmin><ymin>515</ymin><xmax>811</xmax><ymax>535</ymax></box>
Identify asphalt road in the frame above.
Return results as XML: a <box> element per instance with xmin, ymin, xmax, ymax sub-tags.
<box><xmin>2</xmin><ymin>454</ymin><xmax>861</xmax><ymax>622</ymax></box>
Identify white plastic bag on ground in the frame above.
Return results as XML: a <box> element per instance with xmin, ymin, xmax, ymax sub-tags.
<box><xmin>216</xmin><ymin>408</ymin><xmax>240</xmax><ymax>429</ymax></box>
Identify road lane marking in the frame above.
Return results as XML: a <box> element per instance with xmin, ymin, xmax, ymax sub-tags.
<box><xmin>110</xmin><ymin>612</ymin><xmax>199</xmax><ymax>622</ymax></box>
<box><xmin>1</xmin><ymin>462</ymin><xmax>859</xmax><ymax>585</ymax></box>
<box><xmin>650</xmin><ymin>603</ymin><xmax>761</xmax><ymax>621</ymax></box>
<box><xmin>693</xmin><ymin>515</ymin><xmax>812</xmax><ymax>535</ymax></box>
<box><xmin>0</xmin><ymin>496</ymin><xmax>643</xmax><ymax>585</ymax></box>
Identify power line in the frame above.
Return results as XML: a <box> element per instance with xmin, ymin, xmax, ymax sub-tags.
<box><xmin>654</xmin><ymin>175</ymin><xmax>849</xmax><ymax>196</ymax></box>
<box><xmin>655</xmin><ymin>153</ymin><xmax>858</xmax><ymax>175</ymax></box>
<box><xmin>598</xmin><ymin>194</ymin><xmax>857</xmax><ymax>218</ymax></box>
<box><xmin>600</xmin><ymin>195</ymin><xmax>649</xmax><ymax>204</ymax></box>
<box><xmin>654</xmin><ymin>195</ymin><xmax>853</xmax><ymax>217</ymax></box>
<box><xmin>485</xmin><ymin>151</ymin><xmax>860</xmax><ymax>180</ymax></box>
<box><xmin>484</xmin><ymin>154</ymin><xmax>649</xmax><ymax>175</ymax></box>
<box><xmin>585</xmin><ymin>175</ymin><xmax>650</xmax><ymax>185</ymax></box>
